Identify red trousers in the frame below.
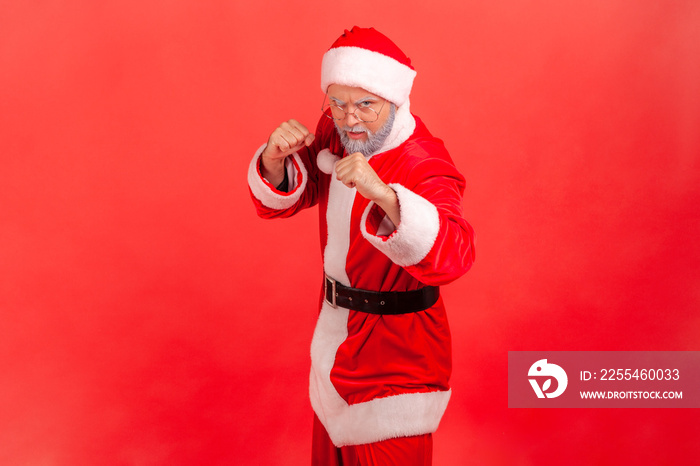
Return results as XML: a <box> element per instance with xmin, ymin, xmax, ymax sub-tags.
<box><xmin>311</xmin><ymin>415</ymin><xmax>433</xmax><ymax>466</ymax></box>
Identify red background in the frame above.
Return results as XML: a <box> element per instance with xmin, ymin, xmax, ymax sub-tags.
<box><xmin>1</xmin><ymin>1</ymin><xmax>699</xmax><ymax>465</ymax></box>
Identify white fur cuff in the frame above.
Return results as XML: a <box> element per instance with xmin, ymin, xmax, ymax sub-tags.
<box><xmin>247</xmin><ymin>144</ymin><xmax>308</xmax><ymax>210</ymax></box>
<box><xmin>360</xmin><ymin>184</ymin><xmax>440</xmax><ymax>267</ymax></box>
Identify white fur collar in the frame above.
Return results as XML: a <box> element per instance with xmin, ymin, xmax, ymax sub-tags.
<box><xmin>368</xmin><ymin>100</ymin><xmax>415</xmax><ymax>159</ymax></box>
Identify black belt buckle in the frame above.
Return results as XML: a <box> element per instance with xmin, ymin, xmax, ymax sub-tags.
<box><xmin>324</xmin><ymin>275</ymin><xmax>337</xmax><ymax>308</ymax></box>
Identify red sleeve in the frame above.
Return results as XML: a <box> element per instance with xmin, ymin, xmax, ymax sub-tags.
<box><xmin>361</xmin><ymin>148</ymin><xmax>475</xmax><ymax>286</ymax></box>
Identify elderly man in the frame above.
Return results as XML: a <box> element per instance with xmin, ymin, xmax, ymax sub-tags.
<box><xmin>248</xmin><ymin>26</ymin><xmax>475</xmax><ymax>465</ymax></box>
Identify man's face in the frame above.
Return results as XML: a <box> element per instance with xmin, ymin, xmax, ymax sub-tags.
<box><xmin>326</xmin><ymin>84</ymin><xmax>395</xmax><ymax>156</ymax></box>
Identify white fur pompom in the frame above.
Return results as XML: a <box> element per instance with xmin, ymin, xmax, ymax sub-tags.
<box><xmin>317</xmin><ymin>149</ymin><xmax>341</xmax><ymax>175</ymax></box>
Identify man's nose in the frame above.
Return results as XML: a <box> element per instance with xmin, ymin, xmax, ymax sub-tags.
<box><xmin>345</xmin><ymin>110</ymin><xmax>361</xmax><ymax>126</ymax></box>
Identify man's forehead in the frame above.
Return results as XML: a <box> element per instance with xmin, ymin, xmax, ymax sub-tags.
<box><xmin>327</xmin><ymin>84</ymin><xmax>380</xmax><ymax>100</ymax></box>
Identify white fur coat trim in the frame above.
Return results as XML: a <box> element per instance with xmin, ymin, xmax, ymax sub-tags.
<box><xmin>360</xmin><ymin>184</ymin><xmax>440</xmax><ymax>267</ymax></box>
<box><xmin>322</xmin><ymin>167</ymin><xmax>356</xmax><ymax>286</ymax></box>
<box><xmin>309</xmin><ymin>301</ymin><xmax>451</xmax><ymax>447</ymax></box>
<box><xmin>247</xmin><ymin>144</ymin><xmax>307</xmax><ymax>210</ymax></box>
<box><xmin>376</xmin><ymin>101</ymin><xmax>416</xmax><ymax>156</ymax></box>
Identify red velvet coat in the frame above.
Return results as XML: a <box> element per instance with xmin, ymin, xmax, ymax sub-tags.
<box><xmin>248</xmin><ymin>105</ymin><xmax>475</xmax><ymax>446</ymax></box>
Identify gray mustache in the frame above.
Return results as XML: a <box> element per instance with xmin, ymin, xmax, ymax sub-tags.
<box><xmin>340</xmin><ymin>126</ymin><xmax>369</xmax><ymax>134</ymax></box>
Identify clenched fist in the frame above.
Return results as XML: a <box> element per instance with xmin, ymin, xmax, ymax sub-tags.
<box><xmin>335</xmin><ymin>152</ymin><xmax>401</xmax><ymax>226</ymax></box>
<box><xmin>261</xmin><ymin>119</ymin><xmax>315</xmax><ymax>187</ymax></box>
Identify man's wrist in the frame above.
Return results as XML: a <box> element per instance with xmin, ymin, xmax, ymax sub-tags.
<box><xmin>372</xmin><ymin>184</ymin><xmax>396</xmax><ymax>205</ymax></box>
<box><xmin>259</xmin><ymin>153</ymin><xmax>287</xmax><ymax>187</ymax></box>
<box><xmin>275</xmin><ymin>168</ymin><xmax>289</xmax><ymax>192</ymax></box>
<box><xmin>373</xmin><ymin>184</ymin><xmax>401</xmax><ymax>226</ymax></box>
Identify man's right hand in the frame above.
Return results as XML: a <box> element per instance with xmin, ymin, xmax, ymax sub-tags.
<box><xmin>260</xmin><ymin>119</ymin><xmax>314</xmax><ymax>187</ymax></box>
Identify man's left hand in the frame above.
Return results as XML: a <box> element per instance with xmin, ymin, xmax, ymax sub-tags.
<box><xmin>335</xmin><ymin>152</ymin><xmax>401</xmax><ymax>225</ymax></box>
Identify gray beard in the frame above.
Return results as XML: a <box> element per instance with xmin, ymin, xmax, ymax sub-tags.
<box><xmin>335</xmin><ymin>104</ymin><xmax>396</xmax><ymax>156</ymax></box>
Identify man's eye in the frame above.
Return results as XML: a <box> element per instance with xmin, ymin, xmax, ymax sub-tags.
<box><xmin>359</xmin><ymin>101</ymin><xmax>372</xmax><ymax>108</ymax></box>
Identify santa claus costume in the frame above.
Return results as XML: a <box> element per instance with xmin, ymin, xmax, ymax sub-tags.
<box><xmin>248</xmin><ymin>27</ymin><xmax>475</xmax><ymax>465</ymax></box>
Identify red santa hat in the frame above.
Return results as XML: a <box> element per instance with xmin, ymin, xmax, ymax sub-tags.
<box><xmin>321</xmin><ymin>27</ymin><xmax>417</xmax><ymax>107</ymax></box>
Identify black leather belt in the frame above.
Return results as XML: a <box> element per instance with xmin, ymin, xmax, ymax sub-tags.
<box><xmin>324</xmin><ymin>274</ymin><xmax>439</xmax><ymax>315</ymax></box>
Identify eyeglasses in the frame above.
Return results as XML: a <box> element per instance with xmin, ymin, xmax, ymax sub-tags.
<box><xmin>321</xmin><ymin>93</ymin><xmax>386</xmax><ymax>123</ymax></box>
